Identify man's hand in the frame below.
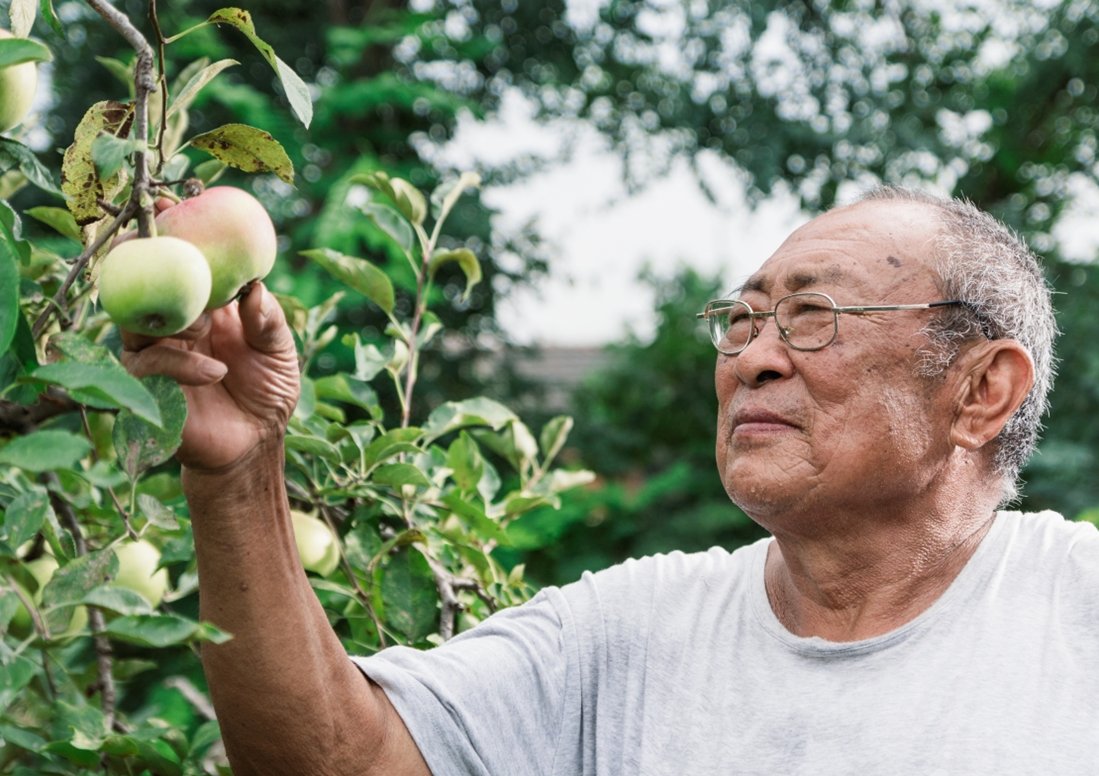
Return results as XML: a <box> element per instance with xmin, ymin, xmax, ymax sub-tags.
<box><xmin>120</xmin><ymin>282</ymin><xmax>299</xmax><ymax>471</ymax></box>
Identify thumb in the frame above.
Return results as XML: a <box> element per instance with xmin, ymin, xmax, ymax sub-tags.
<box><xmin>238</xmin><ymin>282</ymin><xmax>295</xmax><ymax>354</ymax></box>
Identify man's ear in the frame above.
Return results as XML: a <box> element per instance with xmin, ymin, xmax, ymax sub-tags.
<box><xmin>950</xmin><ymin>341</ymin><xmax>1035</xmax><ymax>451</ymax></box>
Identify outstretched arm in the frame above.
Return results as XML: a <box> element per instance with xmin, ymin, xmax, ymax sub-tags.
<box><xmin>123</xmin><ymin>283</ymin><xmax>428</xmax><ymax>776</ymax></box>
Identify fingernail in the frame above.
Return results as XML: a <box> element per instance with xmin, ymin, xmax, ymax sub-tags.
<box><xmin>199</xmin><ymin>360</ymin><xmax>228</xmax><ymax>382</ymax></box>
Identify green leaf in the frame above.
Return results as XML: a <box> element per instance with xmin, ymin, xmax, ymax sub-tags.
<box><xmin>360</xmin><ymin>200</ymin><xmax>415</xmax><ymax>255</ymax></box>
<box><xmin>0</xmin><ymin>488</ymin><xmax>52</xmax><ymax>548</ymax></box>
<box><xmin>0</xmin><ymin>36</ymin><xmax>51</xmax><ymax>68</ymax></box>
<box><xmin>539</xmin><ymin>415</ymin><xmax>574</xmax><ymax>467</ymax></box>
<box><xmin>41</xmin><ymin>548</ymin><xmax>117</xmax><ymax>610</ymax></box>
<box><xmin>90</xmin><ymin>133</ymin><xmax>145</xmax><ymax>180</ymax></box>
<box><xmin>0</xmin><ymin>654</ymin><xmax>40</xmax><ymax>714</ymax></box>
<box><xmin>28</xmin><ymin>360</ymin><xmax>160</xmax><ymax>424</ymax></box>
<box><xmin>38</xmin><ymin>0</ymin><xmax>63</xmax><ymax>35</ymax></box>
<box><xmin>81</xmin><ymin>585</ymin><xmax>154</xmax><ymax>616</ymax></box>
<box><xmin>0</xmin><ymin>218</ymin><xmax>19</xmax><ymax>355</ymax></box>
<box><xmin>95</xmin><ymin>55</ymin><xmax>134</xmax><ymax>90</ymax></box>
<box><xmin>439</xmin><ymin>491</ymin><xmax>510</xmax><ymax>545</ymax></box>
<box><xmin>301</xmin><ymin>248</ymin><xmax>394</xmax><ymax>314</ymax></box>
<box><xmin>167</xmin><ymin>58</ymin><xmax>239</xmax><ymax>118</ymax></box>
<box><xmin>429</xmin><ymin>171</ymin><xmax>481</xmax><ymax>223</ymax></box>
<box><xmin>313</xmin><ymin>373</ymin><xmax>380</xmax><ymax>412</ymax></box>
<box><xmin>342</xmin><ymin>332</ymin><xmax>390</xmax><ymax>381</ymax></box>
<box><xmin>189</xmin><ymin>123</ymin><xmax>294</xmax><ymax>185</ymax></box>
<box><xmin>136</xmin><ymin>493</ymin><xmax>179</xmax><ymax>530</ymax></box>
<box><xmin>111</xmin><ymin>375</ymin><xmax>186</xmax><ymax>479</ymax></box>
<box><xmin>447</xmin><ymin>431</ymin><xmax>484</xmax><ymax>492</ymax></box>
<box><xmin>0</xmin><ymin>429</ymin><xmax>91</xmax><ymax>472</ymax></box>
<box><xmin>350</xmin><ymin>171</ymin><xmax>426</xmax><ymax>225</ymax></box>
<box><xmin>428</xmin><ymin>247</ymin><xmax>482</xmax><ymax>301</ymax></box>
<box><xmin>423</xmin><ymin>397</ymin><xmax>518</xmax><ymax>441</ymax></box>
<box><xmin>0</xmin><ymin>722</ymin><xmax>46</xmax><ymax>756</ymax></box>
<box><xmin>284</xmin><ymin>433</ymin><xmax>342</xmax><ymax>462</ymax></box>
<box><xmin>0</xmin><ymin>307</ymin><xmax>36</xmax><ymax>395</ymax></box>
<box><xmin>373</xmin><ymin>462</ymin><xmax>432</xmax><ymax>489</ymax></box>
<box><xmin>23</xmin><ymin>205</ymin><xmax>81</xmax><ymax>241</ymax></box>
<box><xmin>380</xmin><ymin>546</ymin><xmax>437</xmax><ymax>642</ymax></box>
<box><xmin>362</xmin><ymin>427</ymin><xmax>424</xmax><ymax>469</ymax></box>
<box><xmin>0</xmin><ymin>136</ymin><xmax>60</xmax><ymax>195</ymax></box>
<box><xmin>46</xmin><ymin>330</ymin><xmax>114</xmax><ymax>363</ymax></box>
<box><xmin>206</xmin><ymin>8</ymin><xmax>313</xmax><ymax>128</ymax></box>
<box><xmin>60</xmin><ymin>101</ymin><xmax>133</xmax><ymax>225</ymax></box>
<box><xmin>104</xmin><ymin>613</ymin><xmax>202</xmax><ymax>648</ymax></box>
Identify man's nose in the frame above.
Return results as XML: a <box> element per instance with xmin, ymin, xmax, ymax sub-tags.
<box><xmin>727</xmin><ymin>317</ymin><xmax>794</xmax><ymax>387</ymax></box>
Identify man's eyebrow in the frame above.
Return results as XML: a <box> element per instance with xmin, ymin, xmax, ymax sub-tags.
<box><xmin>734</xmin><ymin>266</ymin><xmax>848</xmax><ymax>297</ymax></box>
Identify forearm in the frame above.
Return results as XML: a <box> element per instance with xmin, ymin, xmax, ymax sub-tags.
<box><xmin>183</xmin><ymin>436</ymin><xmax>383</xmax><ymax>775</ymax></box>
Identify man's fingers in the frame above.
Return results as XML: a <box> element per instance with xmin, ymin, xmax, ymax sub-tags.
<box><xmin>120</xmin><ymin>311</ymin><xmax>213</xmax><ymax>352</ymax></box>
<box><xmin>122</xmin><ymin>344</ymin><xmax>227</xmax><ymax>386</ymax></box>
<box><xmin>238</xmin><ymin>283</ymin><xmax>295</xmax><ymax>354</ymax></box>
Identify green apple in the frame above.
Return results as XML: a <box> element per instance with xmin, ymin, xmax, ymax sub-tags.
<box><xmin>8</xmin><ymin>556</ymin><xmax>88</xmax><ymax>640</ymax></box>
<box><xmin>155</xmin><ymin>186</ymin><xmax>278</xmax><ymax>309</ymax></box>
<box><xmin>98</xmin><ymin>236</ymin><xmax>212</xmax><ymax>336</ymax></box>
<box><xmin>290</xmin><ymin>510</ymin><xmax>340</xmax><ymax>576</ymax></box>
<box><xmin>113</xmin><ymin>539</ymin><xmax>170</xmax><ymax>608</ymax></box>
<box><xmin>0</xmin><ymin>29</ymin><xmax>38</xmax><ymax>133</ymax></box>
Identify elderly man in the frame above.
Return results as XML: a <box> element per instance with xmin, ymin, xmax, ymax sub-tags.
<box><xmin>123</xmin><ymin>187</ymin><xmax>1099</xmax><ymax>775</ymax></box>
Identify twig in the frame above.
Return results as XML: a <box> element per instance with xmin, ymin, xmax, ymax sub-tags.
<box><xmin>0</xmin><ymin>389</ymin><xmax>80</xmax><ymax>435</ymax></box>
<box><xmin>47</xmin><ymin>474</ymin><xmax>119</xmax><ymax>731</ymax></box>
<box><xmin>31</xmin><ymin>200</ymin><xmax>136</xmax><ymax>339</ymax></box>
<box><xmin>317</xmin><ymin>503</ymin><xmax>388</xmax><ymax>649</ymax></box>
<box><xmin>84</xmin><ymin>0</ymin><xmax>157</xmax><ymax>235</ymax></box>
<box><xmin>148</xmin><ymin>0</ymin><xmax>169</xmax><ymax>175</ymax></box>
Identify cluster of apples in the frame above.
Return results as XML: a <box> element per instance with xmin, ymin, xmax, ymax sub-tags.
<box><xmin>98</xmin><ymin>186</ymin><xmax>278</xmax><ymax>336</ymax></box>
<box><xmin>0</xmin><ymin>29</ymin><xmax>38</xmax><ymax>133</ymax></box>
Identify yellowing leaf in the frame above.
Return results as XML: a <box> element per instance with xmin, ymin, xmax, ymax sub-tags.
<box><xmin>189</xmin><ymin>123</ymin><xmax>294</xmax><ymax>185</ymax></box>
<box><xmin>61</xmin><ymin>101</ymin><xmax>133</xmax><ymax>226</ymax></box>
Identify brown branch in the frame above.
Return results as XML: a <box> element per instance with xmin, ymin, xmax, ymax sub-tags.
<box><xmin>84</xmin><ymin>0</ymin><xmax>157</xmax><ymax>236</ymax></box>
<box><xmin>47</xmin><ymin>474</ymin><xmax>118</xmax><ymax>732</ymax></box>
<box><xmin>0</xmin><ymin>389</ymin><xmax>80</xmax><ymax>435</ymax></box>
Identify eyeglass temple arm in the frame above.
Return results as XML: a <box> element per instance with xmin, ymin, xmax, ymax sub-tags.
<box><xmin>832</xmin><ymin>300</ymin><xmax>964</xmax><ymax>314</ymax></box>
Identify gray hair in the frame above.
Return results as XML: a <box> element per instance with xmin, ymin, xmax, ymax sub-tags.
<box><xmin>857</xmin><ymin>186</ymin><xmax>1058</xmax><ymax>503</ymax></box>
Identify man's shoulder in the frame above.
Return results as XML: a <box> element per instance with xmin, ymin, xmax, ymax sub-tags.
<box><xmin>996</xmin><ymin>509</ymin><xmax>1099</xmax><ymax>582</ymax></box>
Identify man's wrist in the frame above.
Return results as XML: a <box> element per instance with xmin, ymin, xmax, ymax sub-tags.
<box><xmin>181</xmin><ymin>434</ymin><xmax>287</xmax><ymax>510</ymax></box>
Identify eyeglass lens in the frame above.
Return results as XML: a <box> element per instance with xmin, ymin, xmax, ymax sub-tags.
<box><xmin>710</xmin><ymin>293</ymin><xmax>838</xmax><ymax>353</ymax></box>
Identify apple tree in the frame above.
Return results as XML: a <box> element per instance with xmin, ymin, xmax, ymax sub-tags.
<box><xmin>0</xmin><ymin>2</ymin><xmax>590</xmax><ymax>773</ymax></box>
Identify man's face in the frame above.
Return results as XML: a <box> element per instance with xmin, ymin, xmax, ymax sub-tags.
<box><xmin>715</xmin><ymin>200</ymin><xmax>960</xmax><ymax>529</ymax></box>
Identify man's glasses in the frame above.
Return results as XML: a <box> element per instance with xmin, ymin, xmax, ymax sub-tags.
<box><xmin>696</xmin><ymin>291</ymin><xmax>965</xmax><ymax>355</ymax></box>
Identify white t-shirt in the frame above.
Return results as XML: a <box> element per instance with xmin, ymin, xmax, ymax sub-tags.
<box><xmin>354</xmin><ymin>510</ymin><xmax>1099</xmax><ymax>775</ymax></box>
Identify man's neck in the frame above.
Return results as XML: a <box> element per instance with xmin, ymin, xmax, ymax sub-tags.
<box><xmin>763</xmin><ymin>504</ymin><xmax>999</xmax><ymax>642</ymax></box>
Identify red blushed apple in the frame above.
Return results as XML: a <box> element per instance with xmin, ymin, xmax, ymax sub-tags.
<box><xmin>155</xmin><ymin>186</ymin><xmax>278</xmax><ymax>309</ymax></box>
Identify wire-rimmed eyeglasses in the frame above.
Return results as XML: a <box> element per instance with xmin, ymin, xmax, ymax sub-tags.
<box><xmin>696</xmin><ymin>291</ymin><xmax>965</xmax><ymax>355</ymax></box>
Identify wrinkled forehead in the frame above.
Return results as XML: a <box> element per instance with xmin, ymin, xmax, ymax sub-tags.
<box><xmin>740</xmin><ymin>200</ymin><xmax>943</xmax><ymax>300</ymax></box>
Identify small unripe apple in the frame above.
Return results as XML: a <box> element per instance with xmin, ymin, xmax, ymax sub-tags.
<box><xmin>98</xmin><ymin>236</ymin><xmax>212</xmax><ymax>336</ymax></box>
<box><xmin>9</xmin><ymin>556</ymin><xmax>88</xmax><ymax>639</ymax></box>
<box><xmin>291</xmin><ymin>510</ymin><xmax>340</xmax><ymax>576</ymax></box>
<box><xmin>0</xmin><ymin>29</ymin><xmax>38</xmax><ymax>133</ymax></box>
<box><xmin>155</xmin><ymin>186</ymin><xmax>278</xmax><ymax>309</ymax></box>
<box><xmin>113</xmin><ymin>539</ymin><xmax>170</xmax><ymax>608</ymax></box>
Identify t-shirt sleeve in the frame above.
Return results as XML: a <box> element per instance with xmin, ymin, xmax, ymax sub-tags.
<box><xmin>351</xmin><ymin>587</ymin><xmax>580</xmax><ymax>776</ymax></box>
